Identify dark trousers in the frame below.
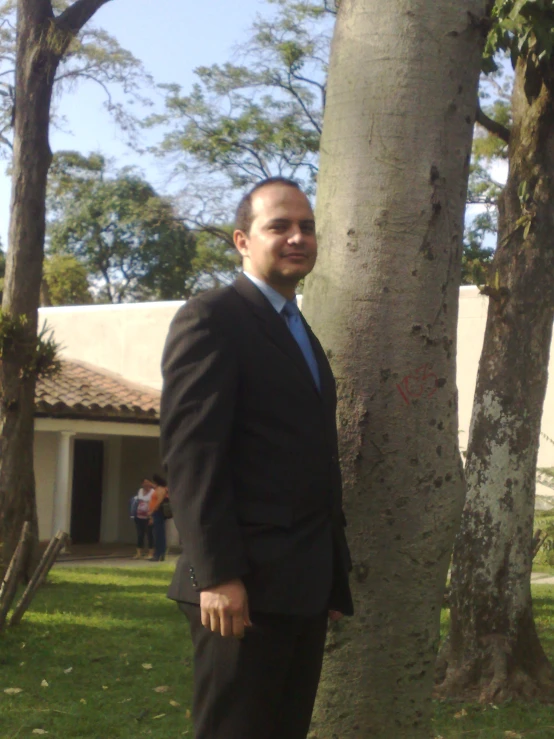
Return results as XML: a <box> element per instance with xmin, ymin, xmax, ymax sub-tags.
<box><xmin>152</xmin><ymin>509</ymin><xmax>166</xmax><ymax>559</ymax></box>
<box><xmin>134</xmin><ymin>517</ymin><xmax>154</xmax><ymax>549</ymax></box>
<box><xmin>180</xmin><ymin>602</ymin><xmax>328</xmax><ymax>739</ymax></box>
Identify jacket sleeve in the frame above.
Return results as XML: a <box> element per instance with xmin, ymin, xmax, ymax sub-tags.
<box><xmin>160</xmin><ymin>298</ymin><xmax>249</xmax><ymax>590</ymax></box>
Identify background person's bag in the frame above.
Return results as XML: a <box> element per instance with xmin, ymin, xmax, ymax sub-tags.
<box><xmin>161</xmin><ymin>497</ymin><xmax>173</xmax><ymax>520</ymax></box>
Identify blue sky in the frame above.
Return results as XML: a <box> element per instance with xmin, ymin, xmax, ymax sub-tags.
<box><xmin>0</xmin><ymin>0</ymin><xmax>267</xmax><ymax>245</ymax></box>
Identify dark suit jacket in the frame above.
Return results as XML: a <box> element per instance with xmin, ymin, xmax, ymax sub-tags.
<box><xmin>160</xmin><ymin>273</ymin><xmax>353</xmax><ymax>617</ymax></box>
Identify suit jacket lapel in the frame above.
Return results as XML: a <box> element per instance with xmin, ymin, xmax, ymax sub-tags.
<box><xmin>232</xmin><ymin>274</ymin><xmax>322</xmax><ymax>398</ymax></box>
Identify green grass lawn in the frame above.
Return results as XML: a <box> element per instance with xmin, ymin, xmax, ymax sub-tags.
<box><xmin>0</xmin><ymin>565</ymin><xmax>193</xmax><ymax>739</ymax></box>
<box><xmin>2</xmin><ymin>567</ymin><xmax>554</xmax><ymax>739</ymax></box>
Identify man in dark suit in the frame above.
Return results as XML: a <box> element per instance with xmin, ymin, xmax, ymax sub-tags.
<box><xmin>160</xmin><ymin>177</ymin><xmax>353</xmax><ymax>739</ymax></box>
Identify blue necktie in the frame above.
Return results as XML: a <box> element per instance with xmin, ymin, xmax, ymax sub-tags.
<box><xmin>281</xmin><ymin>300</ymin><xmax>321</xmax><ymax>392</ymax></box>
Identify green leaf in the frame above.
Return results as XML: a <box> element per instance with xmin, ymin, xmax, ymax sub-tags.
<box><xmin>509</xmin><ymin>0</ymin><xmax>531</xmax><ymax>21</ymax></box>
<box><xmin>523</xmin><ymin>219</ymin><xmax>532</xmax><ymax>239</ymax></box>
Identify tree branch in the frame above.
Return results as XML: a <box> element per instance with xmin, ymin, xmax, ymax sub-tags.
<box><xmin>56</xmin><ymin>0</ymin><xmax>113</xmax><ymax>35</ymax></box>
<box><xmin>476</xmin><ymin>102</ymin><xmax>510</xmax><ymax>144</ymax></box>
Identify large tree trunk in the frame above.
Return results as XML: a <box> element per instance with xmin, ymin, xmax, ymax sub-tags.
<box><xmin>436</xmin><ymin>55</ymin><xmax>554</xmax><ymax>703</ymax></box>
<box><xmin>302</xmin><ymin>1</ymin><xmax>490</xmax><ymax>736</ymax></box>
<box><xmin>0</xmin><ymin>0</ymin><xmax>112</xmax><ymax>578</ymax></box>
<box><xmin>0</xmin><ymin>1</ymin><xmax>58</xmax><ymax>578</ymax></box>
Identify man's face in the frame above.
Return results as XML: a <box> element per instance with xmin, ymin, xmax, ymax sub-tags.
<box><xmin>234</xmin><ymin>183</ymin><xmax>317</xmax><ymax>294</ymax></box>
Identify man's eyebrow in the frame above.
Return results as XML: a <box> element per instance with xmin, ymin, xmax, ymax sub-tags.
<box><xmin>265</xmin><ymin>218</ymin><xmax>291</xmax><ymax>225</ymax></box>
<box><xmin>264</xmin><ymin>217</ymin><xmax>316</xmax><ymax>227</ymax></box>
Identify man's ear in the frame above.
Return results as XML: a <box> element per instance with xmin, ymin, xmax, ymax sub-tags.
<box><xmin>233</xmin><ymin>229</ymin><xmax>249</xmax><ymax>258</ymax></box>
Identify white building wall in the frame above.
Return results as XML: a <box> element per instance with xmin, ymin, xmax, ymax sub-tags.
<box><xmin>39</xmin><ymin>301</ymin><xmax>184</xmax><ymax>391</ymax></box>
<box><xmin>34</xmin><ymin>288</ymin><xmax>554</xmax><ymax>539</ymax></box>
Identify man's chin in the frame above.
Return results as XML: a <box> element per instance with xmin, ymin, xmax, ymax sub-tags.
<box><xmin>278</xmin><ymin>265</ymin><xmax>314</xmax><ymax>282</ymax></box>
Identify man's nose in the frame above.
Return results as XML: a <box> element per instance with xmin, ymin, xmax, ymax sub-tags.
<box><xmin>287</xmin><ymin>227</ymin><xmax>303</xmax><ymax>244</ymax></box>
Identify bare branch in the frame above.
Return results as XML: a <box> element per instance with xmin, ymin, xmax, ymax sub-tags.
<box><xmin>187</xmin><ymin>220</ymin><xmax>235</xmax><ymax>248</ymax></box>
<box><xmin>55</xmin><ymin>70</ymin><xmax>113</xmax><ymax>105</ymax></box>
<box><xmin>476</xmin><ymin>102</ymin><xmax>510</xmax><ymax>144</ymax></box>
<box><xmin>56</xmin><ymin>0</ymin><xmax>113</xmax><ymax>35</ymax></box>
<box><xmin>323</xmin><ymin>0</ymin><xmax>338</xmax><ymax>15</ymax></box>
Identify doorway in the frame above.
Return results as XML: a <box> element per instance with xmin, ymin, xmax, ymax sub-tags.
<box><xmin>70</xmin><ymin>440</ymin><xmax>104</xmax><ymax>544</ymax></box>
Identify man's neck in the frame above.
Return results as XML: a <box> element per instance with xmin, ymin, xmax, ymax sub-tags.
<box><xmin>244</xmin><ymin>271</ymin><xmax>296</xmax><ymax>300</ymax></box>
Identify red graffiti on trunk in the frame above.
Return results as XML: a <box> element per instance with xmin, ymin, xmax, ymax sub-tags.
<box><xmin>397</xmin><ymin>364</ymin><xmax>438</xmax><ymax>406</ymax></box>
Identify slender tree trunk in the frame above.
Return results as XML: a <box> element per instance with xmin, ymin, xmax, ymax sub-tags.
<box><xmin>0</xmin><ymin>1</ymin><xmax>58</xmax><ymax>578</ymax></box>
<box><xmin>302</xmin><ymin>1</ymin><xmax>491</xmax><ymax>736</ymax></box>
<box><xmin>437</xmin><ymin>55</ymin><xmax>554</xmax><ymax>703</ymax></box>
<box><xmin>0</xmin><ymin>0</ymin><xmax>112</xmax><ymax>578</ymax></box>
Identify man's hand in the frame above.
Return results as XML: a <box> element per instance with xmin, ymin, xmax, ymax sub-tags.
<box><xmin>200</xmin><ymin>579</ymin><xmax>252</xmax><ymax>638</ymax></box>
<box><xmin>329</xmin><ymin>610</ymin><xmax>343</xmax><ymax>622</ymax></box>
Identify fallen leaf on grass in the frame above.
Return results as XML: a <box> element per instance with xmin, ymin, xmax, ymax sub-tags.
<box><xmin>504</xmin><ymin>733</ymin><xmax>523</xmax><ymax>738</ymax></box>
<box><xmin>153</xmin><ymin>686</ymin><xmax>170</xmax><ymax>693</ymax></box>
<box><xmin>119</xmin><ymin>698</ymin><xmax>131</xmax><ymax>704</ymax></box>
<box><xmin>185</xmin><ymin>710</ymin><xmax>191</xmax><ymax>720</ymax></box>
<box><xmin>32</xmin><ymin>731</ymin><xmax>48</xmax><ymax>735</ymax></box>
<box><xmin>142</xmin><ymin>663</ymin><xmax>153</xmax><ymax>670</ymax></box>
<box><xmin>169</xmin><ymin>700</ymin><xmax>180</xmax><ymax>707</ymax></box>
<box><xmin>63</xmin><ymin>667</ymin><xmax>73</xmax><ymax>674</ymax></box>
<box><xmin>41</xmin><ymin>680</ymin><xmax>49</xmax><ymax>688</ymax></box>
<box><xmin>19</xmin><ymin>662</ymin><xmax>25</xmax><ymax>667</ymax></box>
<box><xmin>4</xmin><ymin>688</ymin><xmax>22</xmax><ymax>695</ymax></box>
<box><xmin>80</xmin><ymin>699</ymin><xmax>86</xmax><ymax>704</ymax></box>
<box><xmin>454</xmin><ymin>709</ymin><xmax>467</xmax><ymax>719</ymax></box>
<box><xmin>102</xmin><ymin>685</ymin><xmax>109</xmax><ymax>690</ymax></box>
<box><xmin>152</xmin><ymin>714</ymin><xmax>166</xmax><ymax>720</ymax></box>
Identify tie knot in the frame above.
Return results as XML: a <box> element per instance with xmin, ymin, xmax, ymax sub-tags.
<box><xmin>282</xmin><ymin>300</ymin><xmax>299</xmax><ymax>319</ymax></box>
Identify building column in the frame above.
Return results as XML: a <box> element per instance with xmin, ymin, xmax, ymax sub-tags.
<box><xmin>51</xmin><ymin>431</ymin><xmax>75</xmax><ymax>536</ymax></box>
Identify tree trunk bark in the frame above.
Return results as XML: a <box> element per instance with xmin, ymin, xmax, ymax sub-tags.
<box><xmin>0</xmin><ymin>1</ymin><xmax>58</xmax><ymax>578</ymax></box>
<box><xmin>0</xmin><ymin>0</ymin><xmax>112</xmax><ymax>578</ymax></box>
<box><xmin>437</xmin><ymin>55</ymin><xmax>554</xmax><ymax>703</ymax></box>
<box><xmin>302</xmin><ymin>2</ymin><xmax>490</xmax><ymax>736</ymax></box>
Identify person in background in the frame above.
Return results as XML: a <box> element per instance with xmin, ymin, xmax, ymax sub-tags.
<box><xmin>148</xmin><ymin>473</ymin><xmax>169</xmax><ymax>562</ymax></box>
<box><xmin>132</xmin><ymin>478</ymin><xmax>155</xmax><ymax>559</ymax></box>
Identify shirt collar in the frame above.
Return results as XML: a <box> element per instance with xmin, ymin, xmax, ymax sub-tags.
<box><xmin>243</xmin><ymin>271</ymin><xmax>289</xmax><ymax>314</ymax></box>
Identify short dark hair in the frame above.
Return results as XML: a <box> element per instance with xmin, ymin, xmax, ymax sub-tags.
<box><xmin>235</xmin><ymin>177</ymin><xmax>301</xmax><ymax>234</ymax></box>
<box><xmin>152</xmin><ymin>473</ymin><xmax>167</xmax><ymax>487</ymax></box>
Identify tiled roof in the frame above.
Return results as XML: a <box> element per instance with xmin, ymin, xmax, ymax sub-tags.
<box><xmin>35</xmin><ymin>360</ymin><xmax>160</xmax><ymax>423</ymax></box>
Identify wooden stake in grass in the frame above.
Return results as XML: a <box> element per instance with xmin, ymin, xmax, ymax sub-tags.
<box><xmin>0</xmin><ymin>521</ymin><xmax>32</xmax><ymax>631</ymax></box>
<box><xmin>10</xmin><ymin>530</ymin><xmax>68</xmax><ymax>627</ymax></box>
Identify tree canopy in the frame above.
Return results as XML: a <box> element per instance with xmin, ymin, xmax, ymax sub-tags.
<box><xmin>148</xmin><ymin>0</ymin><xmax>334</xmax><ymax>232</ymax></box>
<box><xmin>47</xmin><ymin>151</ymin><xmax>198</xmax><ymax>302</ymax></box>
